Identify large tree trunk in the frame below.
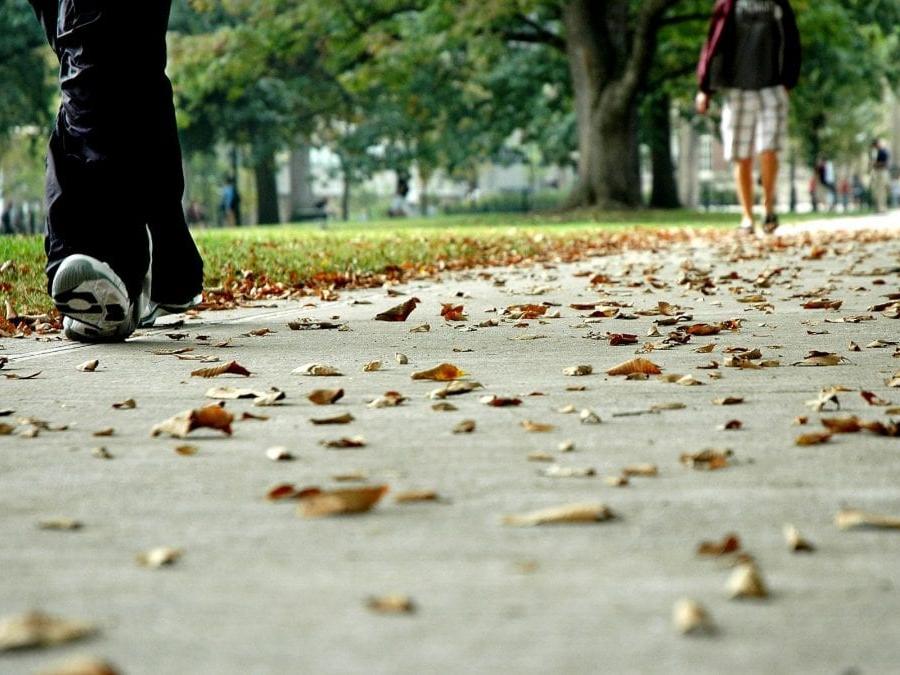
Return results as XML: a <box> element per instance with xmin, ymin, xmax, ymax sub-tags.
<box><xmin>252</xmin><ymin>148</ymin><xmax>280</xmax><ymax>225</ymax></box>
<box><xmin>562</xmin><ymin>0</ymin><xmax>672</xmax><ymax>210</ymax></box>
<box><xmin>647</xmin><ymin>92</ymin><xmax>680</xmax><ymax>209</ymax></box>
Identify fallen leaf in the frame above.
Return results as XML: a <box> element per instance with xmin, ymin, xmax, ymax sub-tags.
<box><xmin>92</xmin><ymin>428</ymin><xmax>114</xmax><ymax>437</ymax></box>
<box><xmin>174</xmin><ymin>445</ymin><xmax>198</xmax><ymax>456</ymax></box>
<box><xmin>713</xmin><ymin>396</ymin><xmax>744</xmax><ymax>406</ymax></box>
<box><xmin>298</xmin><ymin>485</ymin><xmax>388</xmax><ymax>517</ymax></box>
<box><xmin>0</xmin><ymin>611</ymin><xmax>96</xmax><ymax>652</ymax></box>
<box><xmin>719</xmin><ymin>419</ymin><xmax>743</xmax><ymax>431</ymax></box>
<box><xmin>783</xmin><ymin>524</ymin><xmax>815</xmax><ymax>552</ymax></box>
<box><xmin>440</xmin><ymin>303</ymin><xmax>467</xmax><ymax>321</ymax></box>
<box><xmin>504</xmin><ymin>503</ymin><xmax>615</xmax><ymax>527</ymax></box>
<box><xmin>320</xmin><ymin>436</ymin><xmax>367</xmax><ymax>449</ymax></box>
<box><xmin>151</xmin><ymin>405</ymin><xmax>234</xmax><ymax>438</ymax></box>
<box><xmin>608</xmin><ymin>333</ymin><xmax>639</xmax><ymax>346</ymax></box>
<box><xmin>429</xmin><ymin>381</ymin><xmax>483</xmax><ymax>399</ymax></box>
<box><xmin>727</xmin><ymin>562</ymin><xmax>768</xmax><ymax>599</ymax></box>
<box><xmin>802</xmin><ymin>299</ymin><xmax>843</xmax><ymax>310</ymax></box>
<box><xmin>453</xmin><ymin>419</ymin><xmax>476</xmax><ymax>434</ymax></box>
<box><xmin>793</xmin><ymin>351</ymin><xmax>847</xmax><ymax>367</ymax></box>
<box><xmin>37</xmin><ymin>518</ymin><xmax>82</xmax><ymax>531</ymax></box>
<box><xmin>190</xmin><ymin>360</ymin><xmax>251</xmax><ymax>378</ymax></box>
<box><xmin>527</xmin><ymin>451</ymin><xmax>554</xmax><ymax>462</ymax></box>
<box><xmin>563</xmin><ymin>365</ymin><xmax>593</xmax><ymax>376</ymax></box>
<box><xmin>368</xmin><ymin>391</ymin><xmax>407</xmax><ymax>408</ymax></box>
<box><xmin>375</xmin><ymin>297</ymin><xmax>420</xmax><ymax>321</ymax></box>
<box><xmin>411</xmin><ymin>363</ymin><xmax>466</xmax><ymax>381</ymax></box>
<box><xmin>136</xmin><ymin>547</ymin><xmax>182</xmax><ymax>568</ymax></box>
<box><xmin>821</xmin><ymin>416</ymin><xmax>862</xmax><ymax>434</ymax></box>
<box><xmin>310</xmin><ymin>412</ymin><xmax>354</xmax><ymax>425</ymax></box>
<box><xmin>395</xmin><ymin>490</ymin><xmax>439</xmax><ymax>503</ymax></box>
<box><xmin>287</xmin><ymin>319</ymin><xmax>345</xmax><ymax>331</ymax></box>
<box><xmin>91</xmin><ymin>447</ymin><xmax>112</xmax><ymax>459</ymax></box>
<box><xmin>861</xmin><ymin>391</ymin><xmax>891</xmax><ymax>406</ymax></box>
<box><xmin>680</xmin><ymin>449</ymin><xmax>731</xmax><ymax>470</ymax></box>
<box><xmin>366</xmin><ymin>595</ymin><xmax>415</xmax><ymax>614</ymax></box>
<box><xmin>606</xmin><ymin>357</ymin><xmax>662</xmax><ymax>376</ymax></box>
<box><xmin>521</xmin><ymin>420</ymin><xmax>555</xmax><ymax>433</ymax></box>
<box><xmin>111</xmin><ymin>398</ymin><xmax>136</xmax><ymax>410</ymax></box>
<box><xmin>579</xmin><ymin>409</ymin><xmax>602</xmax><ymax>424</ymax></box>
<box><xmin>673</xmin><ymin>599</ymin><xmax>715</xmax><ymax>635</ymax></box>
<box><xmin>265</xmin><ymin>446</ymin><xmax>293</xmax><ymax>461</ymax></box>
<box><xmin>540</xmin><ymin>465</ymin><xmax>596</xmax><ymax>478</ymax></box>
<box><xmin>293</xmin><ymin>363</ymin><xmax>343</xmax><ymax>376</ymax></box>
<box><xmin>36</xmin><ymin>656</ymin><xmax>121</xmax><ymax>675</ymax></box>
<box><xmin>363</xmin><ymin>360</ymin><xmax>382</xmax><ymax>372</ymax></box>
<box><xmin>4</xmin><ymin>371</ymin><xmax>41</xmax><ymax>380</ymax></box>
<box><xmin>409</xmin><ymin>323</ymin><xmax>430</xmax><ymax>333</ymax></box>
<box><xmin>622</xmin><ymin>463</ymin><xmax>658</xmax><ymax>477</ymax></box>
<box><xmin>795</xmin><ymin>431</ymin><xmax>832</xmax><ymax>446</ymax></box>
<box><xmin>205</xmin><ymin>386</ymin><xmax>269</xmax><ymax>400</ymax></box>
<box><xmin>307</xmin><ymin>388</ymin><xmax>345</xmax><ymax>405</ymax></box>
<box><xmin>697</xmin><ymin>534</ymin><xmax>741</xmax><ymax>556</ymax></box>
<box><xmin>76</xmin><ymin>359</ymin><xmax>99</xmax><ymax>372</ymax></box>
<box><xmin>835</xmin><ymin>508</ymin><xmax>900</xmax><ymax>530</ymax></box>
<box><xmin>395</xmin><ymin>353</ymin><xmax>408</xmax><ymax>365</ymax></box>
<box><xmin>480</xmin><ymin>395</ymin><xmax>522</xmax><ymax>407</ymax></box>
<box><xmin>431</xmin><ymin>402</ymin><xmax>458</xmax><ymax>412</ymax></box>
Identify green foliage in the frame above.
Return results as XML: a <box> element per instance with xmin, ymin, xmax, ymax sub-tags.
<box><xmin>0</xmin><ymin>0</ymin><xmax>53</xmax><ymax>139</ymax></box>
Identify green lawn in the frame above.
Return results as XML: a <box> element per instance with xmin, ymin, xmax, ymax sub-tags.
<box><xmin>0</xmin><ymin>209</ymin><xmax>838</xmax><ymax>314</ymax></box>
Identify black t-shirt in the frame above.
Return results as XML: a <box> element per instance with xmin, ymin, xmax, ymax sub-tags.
<box><xmin>726</xmin><ymin>0</ymin><xmax>783</xmax><ymax>90</ymax></box>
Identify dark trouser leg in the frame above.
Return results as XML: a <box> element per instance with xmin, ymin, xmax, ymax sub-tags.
<box><xmin>29</xmin><ymin>0</ymin><xmax>202</xmax><ymax>304</ymax></box>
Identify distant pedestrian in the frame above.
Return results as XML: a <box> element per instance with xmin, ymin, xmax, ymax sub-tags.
<box><xmin>27</xmin><ymin>1</ymin><xmax>204</xmax><ymax>342</ymax></box>
<box><xmin>696</xmin><ymin>0</ymin><xmax>801</xmax><ymax>234</ymax></box>
<box><xmin>837</xmin><ymin>176</ymin><xmax>851</xmax><ymax>212</ymax></box>
<box><xmin>1</xmin><ymin>202</ymin><xmax>13</xmax><ymax>235</ymax></box>
<box><xmin>220</xmin><ymin>176</ymin><xmax>241</xmax><ymax>226</ymax></box>
<box><xmin>870</xmin><ymin>138</ymin><xmax>891</xmax><ymax>213</ymax></box>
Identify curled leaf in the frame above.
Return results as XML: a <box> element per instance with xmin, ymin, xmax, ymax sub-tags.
<box><xmin>307</xmin><ymin>388</ymin><xmax>345</xmax><ymax>405</ymax></box>
<box><xmin>151</xmin><ymin>405</ymin><xmax>234</xmax><ymax>438</ymax></box>
<box><xmin>366</xmin><ymin>595</ymin><xmax>415</xmax><ymax>614</ymax></box>
<box><xmin>298</xmin><ymin>485</ymin><xmax>388</xmax><ymax>517</ymax></box>
<box><xmin>136</xmin><ymin>547</ymin><xmax>182</xmax><ymax>568</ymax></box>
<box><xmin>411</xmin><ymin>363</ymin><xmax>466</xmax><ymax>381</ymax></box>
<box><xmin>0</xmin><ymin>611</ymin><xmax>96</xmax><ymax>652</ymax></box>
<box><xmin>727</xmin><ymin>562</ymin><xmax>768</xmax><ymax>599</ymax></box>
<box><xmin>504</xmin><ymin>503</ymin><xmax>615</xmax><ymax>527</ymax></box>
<box><xmin>320</xmin><ymin>436</ymin><xmax>367</xmax><ymax>449</ymax></box>
<box><xmin>76</xmin><ymin>359</ymin><xmax>99</xmax><ymax>373</ymax></box>
<box><xmin>293</xmin><ymin>363</ymin><xmax>343</xmax><ymax>376</ymax></box>
<box><xmin>375</xmin><ymin>298</ymin><xmax>420</xmax><ymax>321</ymax></box>
<box><xmin>673</xmin><ymin>599</ymin><xmax>715</xmax><ymax>635</ymax></box>
<box><xmin>563</xmin><ymin>365</ymin><xmax>593</xmax><ymax>376</ymax></box>
<box><xmin>606</xmin><ymin>358</ymin><xmax>662</xmax><ymax>376</ymax></box>
<box><xmin>310</xmin><ymin>412</ymin><xmax>354</xmax><ymax>425</ymax></box>
<box><xmin>680</xmin><ymin>449</ymin><xmax>731</xmax><ymax>470</ymax></box>
<box><xmin>835</xmin><ymin>508</ymin><xmax>900</xmax><ymax>530</ymax></box>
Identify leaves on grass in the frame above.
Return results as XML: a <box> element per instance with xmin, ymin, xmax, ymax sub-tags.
<box><xmin>0</xmin><ymin>611</ymin><xmax>96</xmax><ymax>652</ymax></box>
<box><xmin>190</xmin><ymin>360</ymin><xmax>251</xmax><ymax>378</ymax></box>
<box><xmin>680</xmin><ymin>449</ymin><xmax>731</xmax><ymax>470</ymax></box>
<box><xmin>375</xmin><ymin>298</ymin><xmax>420</xmax><ymax>321</ymax></box>
<box><xmin>607</xmin><ymin>358</ymin><xmax>662</xmax><ymax>376</ymax></box>
<box><xmin>835</xmin><ymin>508</ymin><xmax>900</xmax><ymax>530</ymax></box>
<box><xmin>297</xmin><ymin>485</ymin><xmax>388</xmax><ymax>517</ymax></box>
<box><xmin>76</xmin><ymin>359</ymin><xmax>99</xmax><ymax>372</ymax></box>
<box><xmin>504</xmin><ymin>503</ymin><xmax>615</xmax><ymax>526</ymax></box>
<box><xmin>151</xmin><ymin>405</ymin><xmax>234</xmax><ymax>438</ymax></box>
<box><xmin>308</xmin><ymin>388</ymin><xmax>344</xmax><ymax>405</ymax></box>
<box><xmin>411</xmin><ymin>363</ymin><xmax>466</xmax><ymax>381</ymax></box>
<box><xmin>293</xmin><ymin>363</ymin><xmax>342</xmax><ymax>376</ymax></box>
<box><xmin>136</xmin><ymin>547</ymin><xmax>182</xmax><ymax>568</ymax></box>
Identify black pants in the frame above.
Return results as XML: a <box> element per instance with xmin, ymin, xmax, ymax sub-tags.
<box><xmin>28</xmin><ymin>0</ymin><xmax>202</xmax><ymax>303</ymax></box>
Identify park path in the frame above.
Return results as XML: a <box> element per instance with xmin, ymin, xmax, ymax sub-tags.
<box><xmin>1</xmin><ymin>213</ymin><xmax>898</xmax><ymax>674</ymax></box>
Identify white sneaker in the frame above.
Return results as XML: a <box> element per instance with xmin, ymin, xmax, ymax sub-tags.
<box><xmin>52</xmin><ymin>254</ymin><xmax>147</xmax><ymax>343</ymax></box>
<box><xmin>139</xmin><ymin>294</ymin><xmax>202</xmax><ymax>328</ymax></box>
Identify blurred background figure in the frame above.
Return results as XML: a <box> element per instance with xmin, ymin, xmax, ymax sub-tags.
<box><xmin>870</xmin><ymin>138</ymin><xmax>891</xmax><ymax>213</ymax></box>
<box><xmin>219</xmin><ymin>176</ymin><xmax>241</xmax><ymax>226</ymax></box>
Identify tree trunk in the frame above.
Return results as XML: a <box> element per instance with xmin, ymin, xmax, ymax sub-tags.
<box><xmin>341</xmin><ymin>171</ymin><xmax>351</xmax><ymax>221</ymax></box>
<box><xmin>253</xmin><ymin>148</ymin><xmax>280</xmax><ymax>225</ymax></box>
<box><xmin>418</xmin><ymin>168</ymin><xmax>432</xmax><ymax>216</ymax></box>
<box><xmin>562</xmin><ymin>0</ymin><xmax>670</xmax><ymax>210</ymax></box>
<box><xmin>647</xmin><ymin>92</ymin><xmax>680</xmax><ymax>209</ymax></box>
<box><xmin>289</xmin><ymin>142</ymin><xmax>315</xmax><ymax>220</ymax></box>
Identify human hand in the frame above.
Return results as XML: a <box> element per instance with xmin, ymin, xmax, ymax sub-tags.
<box><xmin>695</xmin><ymin>91</ymin><xmax>709</xmax><ymax>115</ymax></box>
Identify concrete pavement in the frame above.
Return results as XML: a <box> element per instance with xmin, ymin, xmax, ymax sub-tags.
<box><xmin>1</xmin><ymin>214</ymin><xmax>899</xmax><ymax>674</ymax></box>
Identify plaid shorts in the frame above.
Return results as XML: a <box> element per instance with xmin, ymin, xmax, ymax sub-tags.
<box><xmin>721</xmin><ymin>86</ymin><xmax>789</xmax><ymax>161</ymax></box>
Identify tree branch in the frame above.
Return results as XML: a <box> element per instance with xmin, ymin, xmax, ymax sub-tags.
<box><xmin>620</xmin><ymin>0</ymin><xmax>682</xmax><ymax>102</ymax></box>
<box><xmin>660</xmin><ymin>12</ymin><xmax>709</xmax><ymax>27</ymax></box>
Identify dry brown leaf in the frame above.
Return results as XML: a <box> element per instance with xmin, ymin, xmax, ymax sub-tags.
<box><xmin>362</xmin><ymin>360</ymin><xmax>382</xmax><ymax>372</ymax></box>
<box><xmin>265</xmin><ymin>446</ymin><xmax>294</xmax><ymax>461</ymax></box>
<box><xmin>151</xmin><ymin>405</ymin><xmax>234</xmax><ymax>438</ymax></box>
<box><xmin>727</xmin><ymin>562</ymin><xmax>768</xmax><ymax>599</ymax></box>
<box><xmin>694</xmin><ymin>343</ymin><xmax>716</xmax><ymax>354</ymax></box>
<box><xmin>783</xmin><ymin>524</ymin><xmax>815</xmax><ymax>552</ymax></box>
<box><xmin>37</xmin><ymin>518</ymin><xmax>82</xmax><ymax>531</ymax></box>
<box><xmin>861</xmin><ymin>391</ymin><xmax>891</xmax><ymax>406</ymax></box>
<box><xmin>307</xmin><ymin>388</ymin><xmax>345</xmax><ymax>405</ymax></box>
<box><xmin>795</xmin><ymin>431</ymin><xmax>832</xmax><ymax>446</ymax></box>
<box><xmin>293</xmin><ymin>363</ymin><xmax>343</xmax><ymax>376</ymax></box>
<box><xmin>521</xmin><ymin>420</ymin><xmax>555</xmax><ymax>433</ymax></box>
<box><xmin>697</xmin><ymin>533</ymin><xmax>741</xmax><ymax>556</ymax></box>
<box><xmin>608</xmin><ymin>333</ymin><xmax>639</xmax><ymax>346</ymax></box>
<box><xmin>622</xmin><ymin>463</ymin><xmax>658</xmax><ymax>477</ymax></box>
<box><xmin>368</xmin><ymin>391</ymin><xmax>407</xmax><ymax>408</ymax></box>
<box><xmin>606</xmin><ymin>357</ymin><xmax>662</xmax><ymax>376</ymax></box>
<box><xmin>579</xmin><ymin>409</ymin><xmax>602</xmax><ymax>424</ymax></box>
<box><xmin>136</xmin><ymin>546</ymin><xmax>182</xmax><ymax>568</ymax></box>
<box><xmin>713</xmin><ymin>396</ymin><xmax>744</xmax><ymax>406</ymax></box>
<box><xmin>431</xmin><ymin>402</ymin><xmax>458</xmax><ymax>412</ymax></box>
<box><xmin>440</xmin><ymin>303</ymin><xmax>467</xmax><ymax>321</ymax></box>
<box><xmin>835</xmin><ymin>508</ymin><xmax>900</xmax><ymax>530</ymax></box>
<box><xmin>395</xmin><ymin>490</ymin><xmax>439</xmax><ymax>503</ymax></box>
<box><xmin>541</xmin><ymin>465</ymin><xmax>596</xmax><ymax>478</ymax></box>
<box><xmin>686</xmin><ymin>323</ymin><xmax>721</xmax><ymax>336</ymax></box>
<box><xmin>411</xmin><ymin>363</ymin><xmax>466</xmax><ymax>381</ymax></box>
<box><xmin>205</xmin><ymin>386</ymin><xmax>271</xmax><ymax>400</ymax></box>
<box><xmin>375</xmin><ymin>297</ymin><xmax>420</xmax><ymax>321</ymax></box>
<box><xmin>719</xmin><ymin>419</ymin><xmax>743</xmax><ymax>431</ymax></box>
<box><xmin>0</xmin><ymin>611</ymin><xmax>96</xmax><ymax>652</ymax></box>
<box><xmin>76</xmin><ymin>359</ymin><xmax>99</xmax><ymax>372</ymax></box>
<box><xmin>298</xmin><ymin>485</ymin><xmax>388</xmax><ymax>517</ymax></box>
<box><xmin>429</xmin><ymin>381</ymin><xmax>483</xmax><ymax>399</ymax></box>
<box><xmin>174</xmin><ymin>445</ymin><xmax>198</xmax><ymax>456</ymax></box>
<box><xmin>409</xmin><ymin>323</ymin><xmax>431</xmax><ymax>333</ymax></box>
<box><xmin>480</xmin><ymin>395</ymin><xmax>522</xmax><ymax>407</ymax></box>
<box><xmin>37</xmin><ymin>656</ymin><xmax>121</xmax><ymax>675</ymax></box>
<box><xmin>320</xmin><ymin>435</ymin><xmax>367</xmax><ymax>449</ymax></box>
<box><xmin>673</xmin><ymin>599</ymin><xmax>715</xmax><ymax>635</ymax></box>
<box><xmin>111</xmin><ymin>398</ymin><xmax>136</xmax><ymax>410</ymax></box>
<box><xmin>366</xmin><ymin>595</ymin><xmax>415</xmax><ymax>614</ymax></box>
<box><xmin>680</xmin><ymin>449</ymin><xmax>731</xmax><ymax>470</ymax></box>
<box><xmin>395</xmin><ymin>353</ymin><xmax>409</xmax><ymax>365</ymax></box>
<box><xmin>793</xmin><ymin>351</ymin><xmax>847</xmax><ymax>367</ymax></box>
<box><xmin>820</xmin><ymin>416</ymin><xmax>862</xmax><ymax>434</ymax></box>
<box><xmin>803</xmin><ymin>299</ymin><xmax>843</xmax><ymax>310</ymax></box>
<box><xmin>92</xmin><ymin>428</ymin><xmax>114</xmax><ymax>437</ymax></box>
<box><xmin>504</xmin><ymin>503</ymin><xmax>615</xmax><ymax>527</ymax></box>
<box><xmin>453</xmin><ymin>419</ymin><xmax>476</xmax><ymax>434</ymax></box>
<box><xmin>310</xmin><ymin>412</ymin><xmax>354</xmax><ymax>425</ymax></box>
<box><xmin>563</xmin><ymin>365</ymin><xmax>593</xmax><ymax>376</ymax></box>
<box><xmin>190</xmin><ymin>360</ymin><xmax>251</xmax><ymax>378</ymax></box>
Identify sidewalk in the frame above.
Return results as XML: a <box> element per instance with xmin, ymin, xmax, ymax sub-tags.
<box><xmin>1</xmin><ymin>216</ymin><xmax>898</xmax><ymax>674</ymax></box>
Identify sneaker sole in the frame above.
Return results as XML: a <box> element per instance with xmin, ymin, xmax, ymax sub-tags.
<box><xmin>51</xmin><ymin>255</ymin><xmax>130</xmax><ymax>332</ymax></box>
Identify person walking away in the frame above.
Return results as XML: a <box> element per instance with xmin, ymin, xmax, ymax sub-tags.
<box><xmin>837</xmin><ymin>176</ymin><xmax>851</xmax><ymax>212</ymax></box>
<box><xmin>870</xmin><ymin>139</ymin><xmax>891</xmax><ymax>213</ymax></box>
<box><xmin>27</xmin><ymin>1</ymin><xmax>204</xmax><ymax>342</ymax></box>
<box><xmin>219</xmin><ymin>176</ymin><xmax>241</xmax><ymax>226</ymax></box>
<box><xmin>696</xmin><ymin>0</ymin><xmax>801</xmax><ymax>234</ymax></box>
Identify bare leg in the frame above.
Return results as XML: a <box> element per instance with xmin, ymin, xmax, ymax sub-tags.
<box><xmin>759</xmin><ymin>150</ymin><xmax>779</xmax><ymax>215</ymax></box>
<box><xmin>735</xmin><ymin>158</ymin><xmax>755</xmax><ymax>224</ymax></box>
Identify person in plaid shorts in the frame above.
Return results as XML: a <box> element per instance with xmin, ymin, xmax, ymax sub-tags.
<box><xmin>695</xmin><ymin>0</ymin><xmax>801</xmax><ymax>234</ymax></box>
